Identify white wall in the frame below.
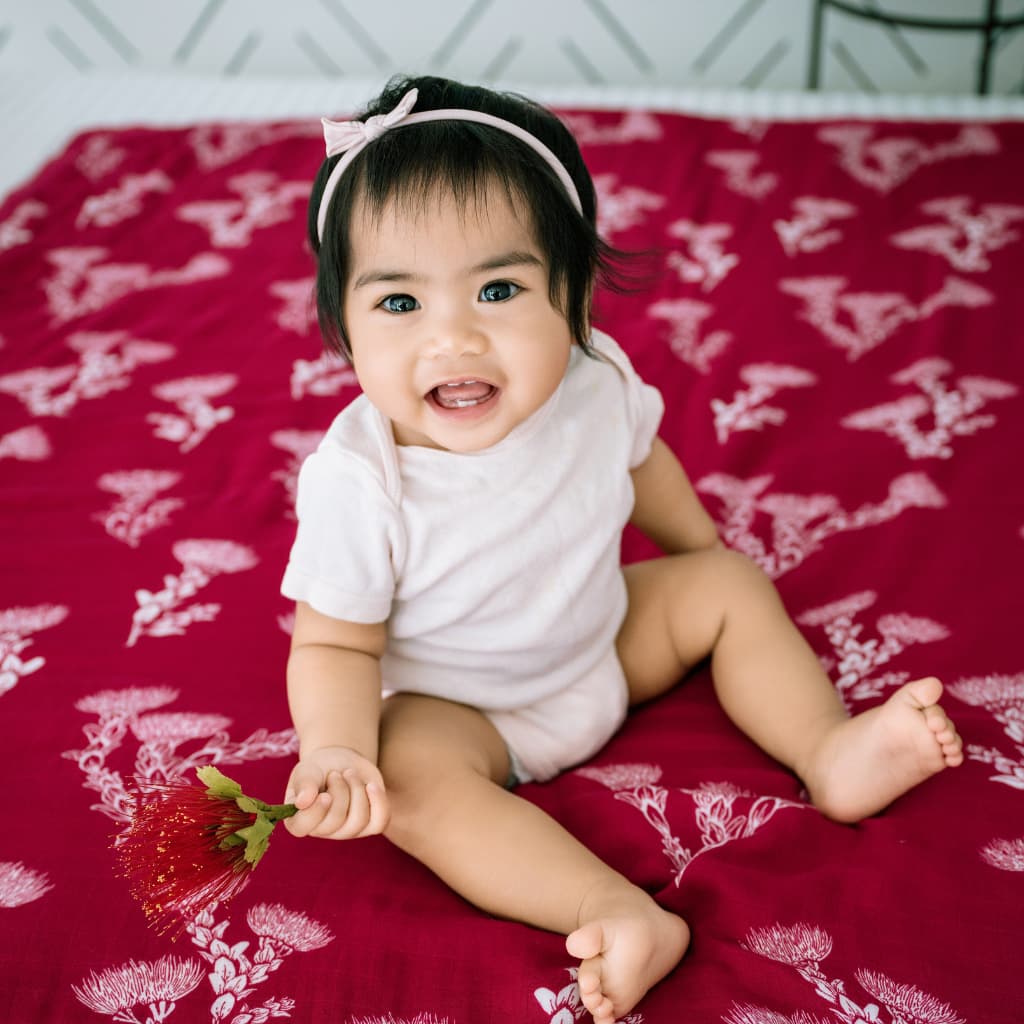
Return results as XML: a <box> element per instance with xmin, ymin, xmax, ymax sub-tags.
<box><xmin>0</xmin><ymin>0</ymin><xmax>1021</xmax><ymax>95</ymax></box>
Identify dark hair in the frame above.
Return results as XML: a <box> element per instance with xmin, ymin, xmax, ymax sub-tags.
<box><xmin>308</xmin><ymin>74</ymin><xmax>632</xmax><ymax>362</ymax></box>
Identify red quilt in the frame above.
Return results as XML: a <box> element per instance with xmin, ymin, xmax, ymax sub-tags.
<box><xmin>1</xmin><ymin>103</ymin><xmax>1022</xmax><ymax>1023</ymax></box>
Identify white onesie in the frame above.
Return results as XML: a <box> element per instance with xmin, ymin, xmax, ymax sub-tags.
<box><xmin>281</xmin><ymin>329</ymin><xmax>664</xmax><ymax>781</ymax></box>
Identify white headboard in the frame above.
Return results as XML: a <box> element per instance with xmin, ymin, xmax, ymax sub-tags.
<box><xmin>1</xmin><ymin>0</ymin><xmax>1021</xmax><ymax>96</ymax></box>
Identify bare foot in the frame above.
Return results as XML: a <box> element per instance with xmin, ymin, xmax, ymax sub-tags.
<box><xmin>804</xmin><ymin>677</ymin><xmax>963</xmax><ymax>822</ymax></box>
<box><xmin>565</xmin><ymin>882</ymin><xmax>689</xmax><ymax>1023</ymax></box>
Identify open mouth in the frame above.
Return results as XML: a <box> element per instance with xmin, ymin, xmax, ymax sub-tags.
<box><xmin>427</xmin><ymin>380</ymin><xmax>499</xmax><ymax>411</ymax></box>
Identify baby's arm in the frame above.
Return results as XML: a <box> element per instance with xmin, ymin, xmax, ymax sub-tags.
<box><xmin>629</xmin><ymin>437</ymin><xmax>719</xmax><ymax>554</ymax></box>
<box><xmin>284</xmin><ymin>600</ymin><xmax>390</xmax><ymax>840</ymax></box>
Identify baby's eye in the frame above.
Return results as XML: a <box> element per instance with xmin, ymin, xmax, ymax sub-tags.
<box><xmin>380</xmin><ymin>294</ymin><xmax>419</xmax><ymax>314</ymax></box>
<box><xmin>479</xmin><ymin>281</ymin><xmax>520</xmax><ymax>303</ymax></box>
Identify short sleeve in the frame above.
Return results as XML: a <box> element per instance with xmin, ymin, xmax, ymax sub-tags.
<box><xmin>592</xmin><ymin>331</ymin><xmax>665</xmax><ymax>468</ymax></box>
<box><xmin>280</xmin><ymin>446</ymin><xmax>402</xmax><ymax>623</ymax></box>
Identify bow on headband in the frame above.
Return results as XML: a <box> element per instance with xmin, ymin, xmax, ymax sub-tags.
<box><xmin>314</xmin><ymin>85</ymin><xmax>583</xmax><ymax>240</ymax></box>
<box><xmin>322</xmin><ymin>87</ymin><xmax>420</xmax><ymax>158</ymax></box>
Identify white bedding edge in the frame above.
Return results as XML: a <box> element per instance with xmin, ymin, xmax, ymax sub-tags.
<box><xmin>4</xmin><ymin>70</ymin><xmax>1024</xmax><ymax>201</ymax></box>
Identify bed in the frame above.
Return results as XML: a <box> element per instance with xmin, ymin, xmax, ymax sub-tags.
<box><xmin>2</xmin><ymin>73</ymin><xmax>1022</xmax><ymax>1023</ymax></box>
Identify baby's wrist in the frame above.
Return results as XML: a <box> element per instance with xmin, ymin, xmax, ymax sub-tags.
<box><xmin>301</xmin><ymin>743</ymin><xmax>374</xmax><ymax>766</ymax></box>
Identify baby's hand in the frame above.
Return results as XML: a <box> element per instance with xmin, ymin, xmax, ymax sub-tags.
<box><xmin>283</xmin><ymin>746</ymin><xmax>389</xmax><ymax>840</ymax></box>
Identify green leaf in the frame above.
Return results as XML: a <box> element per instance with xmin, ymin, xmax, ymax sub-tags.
<box><xmin>237</xmin><ymin>814</ymin><xmax>276</xmax><ymax>866</ymax></box>
<box><xmin>197</xmin><ymin>765</ymin><xmax>244</xmax><ymax>800</ymax></box>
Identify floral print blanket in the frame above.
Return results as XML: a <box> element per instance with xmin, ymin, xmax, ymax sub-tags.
<box><xmin>1</xmin><ymin>104</ymin><xmax>1022</xmax><ymax>1023</ymax></box>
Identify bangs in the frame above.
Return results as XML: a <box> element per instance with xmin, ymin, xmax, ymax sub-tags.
<box><xmin>353</xmin><ymin>121</ymin><xmax>562</xmax><ymax>228</ymax></box>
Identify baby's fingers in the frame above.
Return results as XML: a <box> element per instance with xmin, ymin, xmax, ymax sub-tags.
<box><xmin>363</xmin><ymin>781</ymin><xmax>391</xmax><ymax>836</ymax></box>
<box><xmin>331</xmin><ymin>770</ymin><xmax>372</xmax><ymax>839</ymax></box>
<box><xmin>337</xmin><ymin>777</ymin><xmax>390</xmax><ymax>838</ymax></box>
<box><xmin>284</xmin><ymin>790</ymin><xmax>333</xmax><ymax>837</ymax></box>
<box><xmin>314</xmin><ymin>770</ymin><xmax>389</xmax><ymax>839</ymax></box>
<box><xmin>285</xmin><ymin>764</ymin><xmax>326</xmax><ymax>810</ymax></box>
<box><xmin>309</xmin><ymin>771</ymin><xmax>353</xmax><ymax>837</ymax></box>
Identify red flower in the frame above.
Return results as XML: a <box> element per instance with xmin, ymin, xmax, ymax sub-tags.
<box><xmin>115</xmin><ymin>766</ymin><xmax>295</xmax><ymax>936</ymax></box>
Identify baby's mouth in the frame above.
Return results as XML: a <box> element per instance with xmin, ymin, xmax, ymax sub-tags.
<box><xmin>428</xmin><ymin>380</ymin><xmax>498</xmax><ymax>409</ymax></box>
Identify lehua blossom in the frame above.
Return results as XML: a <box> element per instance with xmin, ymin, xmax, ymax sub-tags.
<box><xmin>981</xmin><ymin>837</ymin><xmax>1024</xmax><ymax>872</ymax></box>
<box><xmin>246</xmin><ymin>902</ymin><xmax>335</xmax><ymax>952</ymax></box>
<box><xmin>115</xmin><ymin>767</ymin><xmax>295</xmax><ymax>934</ymax></box>
<box><xmin>73</xmin><ymin>955</ymin><xmax>203</xmax><ymax>1014</ymax></box>
<box><xmin>725</xmin><ymin>1006</ymin><xmax>830</xmax><ymax>1024</ymax></box>
<box><xmin>75</xmin><ymin>686</ymin><xmax>178</xmax><ymax>718</ymax></box>
<box><xmin>172</xmin><ymin>538</ymin><xmax>258</xmax><ymax>575</ymax></box>
<box><xmin>855</xmin><ymin>969</ymin><xmax>964</xmax><ymax>1024</ymax></box>
<box><xmin>743</xmin><ymin>923</ymin><xmax>833</xmax><ymax>967</ymax></box>
<box><xmin>576</xmin><ymin>762</ymin><xmax>663</xmax><ymax>790</ymax></box>
<box><xmin>0</xmin><ymin>861</ymin><xmax>54</xmax><ymax>906</ymax></box>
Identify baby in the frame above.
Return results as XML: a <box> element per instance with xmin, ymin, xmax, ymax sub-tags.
<box><xmin>280</xmin><ymin>75</ymin><xmax>963</xmax><ymax>1022</ymax></box>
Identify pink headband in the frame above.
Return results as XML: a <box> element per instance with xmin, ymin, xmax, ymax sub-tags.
<box><xmin>316</xmin><ymin>87</ymin><xmax>583</xmax><ymax>241</ymax></box>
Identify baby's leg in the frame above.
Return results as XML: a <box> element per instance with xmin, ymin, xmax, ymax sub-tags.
<box><xmin>378</xmin><ymin>694</ymin><xmax>688</xmax><ymax>1022</ymax></box>
<box><xmin>617</xmin><ymin>548</ymin><xmax>963</xmax><ymax>822</ymax></box>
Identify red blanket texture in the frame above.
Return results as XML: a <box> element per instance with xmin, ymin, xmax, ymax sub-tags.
<box><xmin>1</xmin><ymin>105</ymin><xmax>1022</xmax><ymax>1023</ymax></box>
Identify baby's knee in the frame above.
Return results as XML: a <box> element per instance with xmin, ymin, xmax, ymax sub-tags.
<box><xmin>378</xmin><ymin>748</ymin><xmax>435</xmax><ymax>847</ymax></box>
<box><xmin>676</xmin><ymin>545</ymin><xmax>779</xmax><ymax>616</ymax></box>
<box><xmin>672</xmin><ymin>544</ymin><xmax>765</xmax><ymax>588</ymax></box>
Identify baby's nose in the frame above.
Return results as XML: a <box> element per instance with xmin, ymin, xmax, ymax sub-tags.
<box><xmin>423</xmin><ymin>314</ymin><xmax>487</xmax><ymax>358</ymax></box>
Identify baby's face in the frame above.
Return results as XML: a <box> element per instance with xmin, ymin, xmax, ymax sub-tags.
<box><xmin>343</xmin><ymin>182</ymin><xmax>573</xmax><ymax>452</ymax></box>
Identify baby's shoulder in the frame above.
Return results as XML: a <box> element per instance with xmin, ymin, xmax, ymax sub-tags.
<box><xmin>305</xmin><ymin>396</ymin><xmax>401</xmax><ymax>504</ymax></box>
<box><xmin>586</xmin><ymin>329</ymin><xmax>638</xmax><ymax>376</ymax></box>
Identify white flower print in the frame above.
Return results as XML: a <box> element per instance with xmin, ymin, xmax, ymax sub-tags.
<box><xmin>95</xmin><ymin>469</ymin><xmax>184</xmax><ymax>547</ymax></box>
<box><xmin>778</xmin><ymin>275</ymin><xmax>993</xmax><ymax>362</ymax></box>
<box><xmin>706</xmin><ymin>150</ymin><xmax>778</xmax><ymax>198</ymax></box>
<box><xmin>649</xmin><ymin>297</ymin><xmax>732</xmax><ymax>374</ymax></box>
<box><xmin>76</xmin><ymin>171</ymin><xmax>174</xmax><ymax>229</ymax></box>
<box><xmin>817</xmin><ymin>123</ymin><xmax>998</xmax><ymax>193</ymax></box>
<box><xmin>0</xmin><ymin>198</ymin><xmax>46</xmax><ymax>251</ymax></box>
<box><xmin>0</xmin><ymin>424</ymin><xmax>52</xmax><ymax>462</ymax></box>
<box><xmin>891</xmin><ymin>195</ymin><xmax>1024</xmax><ymax>272</ymax></box>
<box><xmin>0</xmin><ymin>603</ymin><xmax>69</xmax><ymax>698</ymax></box>
<box><xmin>289</xmin><ymin>351</ymin><xmax>359</xmax><ymax>399</ymax></box>
<box><xmin>127</xmin><ymin>539</ymin><xmax>258</xmax><ymax>647</ymax></box>
<box><xmin>666</xmin><ymin>220</ymin><xmax>739</xmax><ymax>293</ymax></box>
<box><xmin>73</xmin><ymin>955</ymin><xmax>204</xmax><ymax>1022</ymax></box>
<box><xmin>0</xmin><ymin>861</ymin><xmax>54</xmax><ymax>907</ymax></box>
<box><xmin>980</xmin><ymin>837</ymin><xmax>1024</xmax><ymax>872</ymax></box>
<box><xmin>42</xmin><ymin>246</ymin><xmax>229</xmax><ymax>325</ymax></box>
<box><xmin>738</xmin><ymin>923</ymin><xmax>964</xmax><ymax>1024</ymax></box>
<box><xmin>774</xmin><ymin>197</ymin><xmax>857</xmax><ymax>257</ymax></box>
<box><xmin>0</xmin><ymin>330</ymin><xmax>174</xmax><ymax>417</ymax></box>
<box><xmin>65</xmin><ymin>685</ymin><xmax>296</xmax><ymax>827</ymax></box>
<box><xmin>697</xmin><ymin>473</ymin><xmax>945</xmax><ymax>579</ymax></box>
<box><xmin>577</xmin><ymin>766</ymin><xmax>803</xmax><ymax>886</ymax></box>
<box><xmin>188</xmin><ymin>904</ymin><xmax>332</xmax><ymax>1024</ymax></box>
<box><xmin>842</xmin><ymin>358</ymin><xmax>1017</xmax><ymax>460</ymax></box>
<box><xmin>712</xmin><ymin>364</ymin><xmax>817</xmax><ymax>444</ymax></box>
<box><xmin>797</xmin><ymin>591</ymin><xmax>949</xmax><ymax>709</ymax></box>
<box><xmin>147</xmin><ymin>374</ymin><xmax>237</xmax><ymax>452</ymax></box>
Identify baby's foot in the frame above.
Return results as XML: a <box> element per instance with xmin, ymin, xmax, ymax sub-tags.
<box><xmin>805</xmin><ymin>677</ymin><xmax>963</xmax><ymax>823</ymax></box>
<box><xmin>565</xmin><ymin>884</ymin><xmax>689</xmax><ymax>1023</ymax></box>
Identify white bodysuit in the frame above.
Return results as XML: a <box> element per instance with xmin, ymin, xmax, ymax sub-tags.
<box><xmin>281</xmin><ymin>329</ymin><xmax>664</xmax><ymax>781</ymax></box>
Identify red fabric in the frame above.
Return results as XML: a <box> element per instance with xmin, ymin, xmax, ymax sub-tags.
<box><xmin>2</xmin><ymin>107</ymin><xmax>1022</xmax><ymax>1023</ymax></box>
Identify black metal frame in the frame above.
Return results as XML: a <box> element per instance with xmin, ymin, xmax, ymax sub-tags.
<box><xmin>807</xmin><ymin>0</ymin><xmax>1024</xmax><ymax>94</ymax></box>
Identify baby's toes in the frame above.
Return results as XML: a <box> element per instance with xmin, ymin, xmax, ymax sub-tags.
<box><xmin>942</xmin><ymin>732</ymin><xmax>964</xmax><ymax>765</ymax></box>
<box><xmin>926</xmin><ymin>711</ymin><xmax>963</xmax><ymax>764</ymax></box>
<box><xmin>577</xmin><ymin>966</ymin><xmax>599</xmax><ymax>997</ymax></box>
<box><xmin>923</xmin><ymin>705</ymin><xmax>956</xmax><ymax>739</ymax></box>
<box><xmin>576</xmin><ymin>966</ymin><xmax>603</xmax><ymax>1013</ymax></box>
